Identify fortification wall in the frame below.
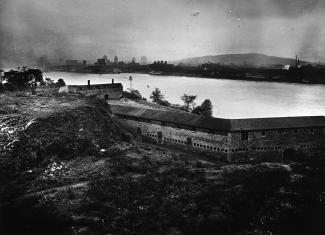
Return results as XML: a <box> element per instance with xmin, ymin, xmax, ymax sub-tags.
<box><xmin>75</xmin><ymin>88</ymin><xmax>122</xmax><ymax>99</ymax></box>
<box><xmin>119</xmin><ymin>118</ymin><xmax>230</xmax><ymax>161</ymax></box>
<box><xmin>116</xmin><ymin>114</ymin><xmax>325</xmax><ymax>162</ymax></box>
<box><xmin>229</xmin><ymin>127</ymin><xmax>325</xmax><ymax>161</ymax></box>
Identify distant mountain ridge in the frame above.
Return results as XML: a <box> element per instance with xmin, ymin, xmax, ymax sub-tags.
<box><xmin>172</xmin><ymin>53</ymin><xmax>312</xmax><ymax>67</ymax></box>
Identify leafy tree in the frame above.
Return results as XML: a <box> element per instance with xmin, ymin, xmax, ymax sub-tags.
<box><xmin>130</xmin><ymin>89</ymin><xmax>142</xmax><ymax>98</ymax></box>
<box><xmin>150</xmin><ymin>88</ymin><xmax>164</xmax><ymax>104</ymax></box>
<box><xmin>192</xmin><ymin>106</ymin><xmax>201</xmax><ymax>115</ymax></box>
<box><xmin>44</xmin><ymin>78</ymin><xmax>55</xmax><ymax>86</ymax></box>
<box><xmin>158</xmin><ymin>99</ymin><xmax>170</xmax><ymax>107</ymax></box>
<box><xmin>192</xmin><ymin>99</ymin><xmax>213</xmax><ymax>117</ymax></box>
<box><xmin>56</xmin><ymin>78</ymin><xmax>66</xmax><ymax>87</ymax></box>
<box><xmin>3</xmin><ymin>67</ymin><xmax>43</xmax><ymax>93</ymax></box>
<box><xmin>180</xmin><ymin>94</ymin><xmax>197</xmax><ymax>112</ymax></box>
<box><xmin>41</xmin><ymin>78</ymin><xmax>65</xmax><ymax>88</ymax></box>
<box><xmin>149</xmin><ymin>88</ymin><xmax>170</xmax><ymax>106</ymax></box>
<box><xmin>200</xmin><ymin>99</ymin><xmax>213</xmax><ymax>117</ymax></box>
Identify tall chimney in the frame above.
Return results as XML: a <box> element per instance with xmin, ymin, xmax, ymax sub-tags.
<box><xmin>295</xmin><ymin>55</ymin><xmax>298</xmax><ymax>67</ymax></box>
<box><xmin>112</xmin><ymin>79</ymin><xmax>114</xmax><ymax>84</ymax></box>
<box><xmin>88</xmin><ymin>80</ymin><xmax>90</xmax><ymax>88</ymax></box>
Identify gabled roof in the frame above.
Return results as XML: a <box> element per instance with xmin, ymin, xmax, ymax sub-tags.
<box><xmin>110</xmin><ymin>105</ymin><xmax>230</xmax><ymax>132</ymax></box>
<box><xmin>110</xmin><ymin>105</ymin><xmax>325</xmax><ymax>132</ymax></box>
<box><xmin>67</xmin><ymin>83</ymin><xmax>122</xmax><ymax>91</ymax></box>
<box><xmin>229</xmin><ymin>116</ymin><xmax>325</xmax><ymax>131</ymax></box>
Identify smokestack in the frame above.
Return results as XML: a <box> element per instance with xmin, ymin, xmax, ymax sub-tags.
<box><xmin>88</xmin><ymin>80</ymin><xmax>90</xmax><ymax>88</ymax></box>
<box><xmin>295</xmin><ymin>55</ymin><xmax>298</xmax><ymax>67</ymax></box>
<box><xmin>112</xmin><ymin>79</ymin><xmax>114</xmax><ymax>84</ymax></box>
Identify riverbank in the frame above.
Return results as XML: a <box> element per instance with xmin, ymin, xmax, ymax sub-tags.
<box><xmin>45</xmin><ymin>67</ymin><xmax>325</xmax><ymax>85</ymax></box>
<box><xmin>1</xmin><ymin>91</ymin><xmax>325</xmax><ymax>234</ymax></box>
<box><xmin>144</xmin><ymin>71</ymin><xmax>325</xmax><ymax>85</ymax></box>
<box><xmin>43</xmin><ymin>71</ymin><xmax>325</xmax><ymax>119</ymax></box>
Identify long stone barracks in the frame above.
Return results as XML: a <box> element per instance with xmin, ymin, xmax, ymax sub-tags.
<box><xmin>59</xmin><ymin>80</ymin><xmax>123</xmax><ymax>99</ymax></box>
<box><xmin>110</xmin><ymin>105</ymin><xmax>325</xmax><ymax>162</ymax></box>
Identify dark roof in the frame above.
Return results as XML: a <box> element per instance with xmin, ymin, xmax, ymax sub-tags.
<box><xmin>229</xmin><ymin>116</ymin><xmax>325</xmax><ymax>131</ymax></box>
<box><xmin>110</xmin><ymin>105</ymin><xmax>325</xmax><ymax>132</ymax></box>
<box><xmin>67</xmin><ymin>83</ymin><xmax>122</xmax><ymax>91</ymax></box>
<box><xmin>110</xmin><ymin>105</ymin><xmax>230</xmax><ymax>132</ymax></box>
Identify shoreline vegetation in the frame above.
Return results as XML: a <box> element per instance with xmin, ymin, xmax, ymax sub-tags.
<box><xmin>1</xmin><ymin>69</ymin><xmax>325</xmax><ymax>234</ymax></box>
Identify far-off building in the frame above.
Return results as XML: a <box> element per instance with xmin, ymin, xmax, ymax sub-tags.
<box><xmin>149</xmin><ymin>61</ymin><xmax>174</xmax><ymax>72</ymax></box>
<box><xmin>59</xmin><ymin>80</ymin><xmax>123</xmax><ymax>99</ymax></box>
<box><xmin>110</xmin><ymin>105</ymin><xmax>325</xmax><ymax>162</ymax></box>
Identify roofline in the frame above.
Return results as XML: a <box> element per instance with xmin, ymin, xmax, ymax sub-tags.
<box><xmin>229</xmin><ymin>116</ymin><xmax>325</xmax><ymax>121</ymax></box>
<box><xmin>113</xmin><ymin>109</ymin><xmax>230</xmax><ymax>132</ymax></box>
<box><xmin>229</xmin><ymin>126</ymin><xmax>325</xmax><ymax>132</ymax></box>
<box><xmin>66</xmin><ymin>83</ymin><xmax>122</xmax><ymax>87</ymax></box>
<box><xmin>110</xmin><ymin>105</ymin><xmax>325</xmax><ymax>132</ymax></box>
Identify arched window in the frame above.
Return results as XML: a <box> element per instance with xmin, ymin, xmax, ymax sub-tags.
<box><xmin>157</xmin><ymin>131</ymin><xmax>163</xmax><ymax>144</ymax></box>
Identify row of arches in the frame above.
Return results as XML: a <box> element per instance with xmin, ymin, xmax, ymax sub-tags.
<box><xmin>143</xmin><ymin>130</ymin><xmax>192</xmax><ymax>146</ymax></box>
<box><xmin>141</xmin><ymin>129</ymin><xmax>323</xmax><ymax>161</ymax></box>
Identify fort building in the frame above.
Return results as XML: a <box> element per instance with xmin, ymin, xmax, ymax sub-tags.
<box><xmin>110</xmin><ymin>105</ymin><xmax>325</xmax><ymax>162</ymax></box>
<box><xmin>59</xmin><ymin>80</ymin><xmax>123</xmax><ymax>99</ymax></box>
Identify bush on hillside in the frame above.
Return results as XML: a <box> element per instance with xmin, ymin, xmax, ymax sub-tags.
<box><xmin>2</xmin><ymin>67</ymin><xmax>43</xmax><ymax>93</ymax></box>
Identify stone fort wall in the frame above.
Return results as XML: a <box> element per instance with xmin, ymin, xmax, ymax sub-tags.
<box><xmin>116</xmin><ymin>115</ymin><xmax>325</xmax><ymax>162</ymax></box>
<box><xmin>229</xmin><ymin>128</ymin><xmax>325</xmax><ymax>161</ymax></box>
<box><xmin>118</xmin><ymin>118</ymin><xmax>230</xmax><ymax>161</ymax></box>
<box><xmin>59</xmin><ymin>86</ymin><xmax>122</xmax><ymax>99</ymax></box>
<box><xmin>76</xmin><ymin>88</ymin><xmax>122</xmax><ymax>99</ymax></box>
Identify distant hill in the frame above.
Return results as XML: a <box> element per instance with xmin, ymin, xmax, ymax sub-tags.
<box><xmin>172</xmin><ymin>53</ymin><xmax>312</xmax><ymax>67</ymax></box>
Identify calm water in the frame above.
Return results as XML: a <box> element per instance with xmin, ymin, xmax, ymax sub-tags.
<box><xmin>45</xmin><ymin>72</ymin><xmax>325</xmax><ymax>119</ymax></box>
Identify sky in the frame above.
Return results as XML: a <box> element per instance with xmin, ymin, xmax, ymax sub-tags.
<box><xmin>1</xmin><ymin>0</ymin><xmax>325</xmax><ymax>65</ymax></box>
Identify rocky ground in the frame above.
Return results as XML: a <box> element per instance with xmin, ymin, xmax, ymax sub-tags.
<box><xmin>0</xmin><ymin>91</ymin><xmax>325</xmax><ymax>235</ymax></box>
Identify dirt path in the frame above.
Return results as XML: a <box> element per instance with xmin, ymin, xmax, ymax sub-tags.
<box><xmin>137</xmin><ymin>141</ymin><xmax>227</xmax><ymax>166</ymax></box>
<box><xmin>23</xmin><ymin>181</ymin><xmax>90</xmax><ymax>199</ymax></box>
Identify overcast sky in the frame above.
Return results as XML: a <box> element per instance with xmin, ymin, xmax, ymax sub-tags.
<box><xmin>1</xmin><ymin>0</ymin><xmax>324</xmax><ymax>64</ymax></box>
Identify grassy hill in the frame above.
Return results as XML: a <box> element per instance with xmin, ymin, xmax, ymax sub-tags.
<box><xmin>0</xmin><ymin>90</ymin><xmax>324</xmax><ymax>235</ymax></box>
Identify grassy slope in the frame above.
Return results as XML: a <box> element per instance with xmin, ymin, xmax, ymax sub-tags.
<box><xmin>1</xmin><ymin>91</ymin><xmax>324</xmax><ymax>235</ymax></box>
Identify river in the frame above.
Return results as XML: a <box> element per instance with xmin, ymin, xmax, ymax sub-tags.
<box><xmin>44</xmin><ymin>72</ymin><xmax>325</xmax><ymax>119</ymax></box>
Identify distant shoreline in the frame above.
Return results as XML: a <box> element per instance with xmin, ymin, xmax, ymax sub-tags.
<box><xmin>45</xmin><ymin>70</ymin><xmax>325</xmax><ymax>86</ymax></box>
<box><xmin>146</xmin><ymin>72</ymin><xmax>324</xmax><ymax>86</ymax></box>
